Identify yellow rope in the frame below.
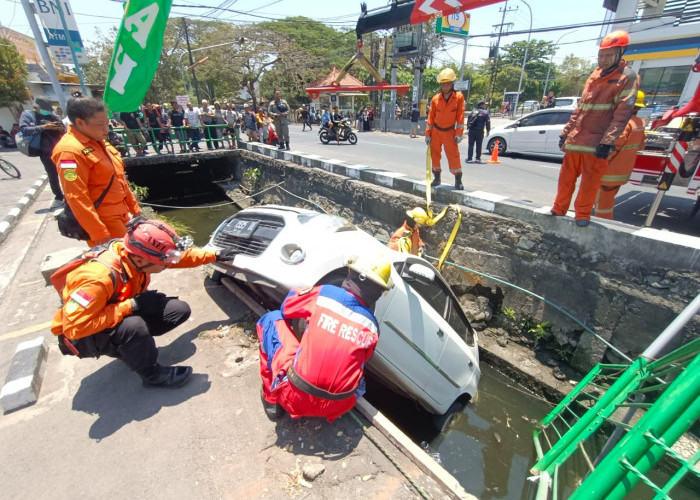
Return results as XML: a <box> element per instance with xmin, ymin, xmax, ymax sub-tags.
<box><xmin>414</xmin><ymin>146</ymin><xmax>461</xmax><ymax>270</ymax></box>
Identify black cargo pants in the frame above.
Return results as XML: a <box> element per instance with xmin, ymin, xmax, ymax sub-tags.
<box><xmin>64</xmin><ymin>296</ymin><xmax>191</xmax><ymax>373</ymax></box>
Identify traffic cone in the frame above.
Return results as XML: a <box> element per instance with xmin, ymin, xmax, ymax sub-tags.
<box><xmin>487</xmin><ymin>140</ymin><xmax>501</xmax><ymax>164</ymax></box>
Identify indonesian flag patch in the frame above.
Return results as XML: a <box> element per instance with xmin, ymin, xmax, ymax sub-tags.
<box><xmin>60</xmin><ymin>160</ymin><xmax>78</xmax><ymax>169</ymax></box>
<box><xmin>69</xmin><ymin>289</ymin><xmax>94</xmax><ymax>308</ymax></box>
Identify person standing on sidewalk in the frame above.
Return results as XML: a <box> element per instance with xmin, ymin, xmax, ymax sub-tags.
<box><xmin>425</xmin><ymin>68</ymin><xmax>465</xmax><ymax>190</ymax></box>
<box><xmin>269</xmin><ymin>90</ymin><xmax>291</xmax><ymax>150</ymax></box>
<box><xmin>409</xmin><ymin>103</ymin><xmax>420</xmax><ymax>138</ymax></box>
<box><xmin>594</xmin><ymin>90</ymin><xmax>646</xmax><ymax>220</ymax></box>
<box><xmin>19</xmin><ymin>98</ymin><xmax>66</xmax><ymax>202</ymax></box>
<box><xmin>52</xmin><ymin>97</ymin><xmax>141</xmax><ymax>246</ymax></box>
<box><xmin>465</xmin><ymin>100</ymin><xmax>491</xmax><ymax>164</ymax></box>
<box><xmin>550</xmin><ymin>30</ymin><xmax>638</xmax><ymax>227</ymax></box>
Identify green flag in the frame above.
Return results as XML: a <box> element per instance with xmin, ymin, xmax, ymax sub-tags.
<box><xmin>103</xmin><ymin>0</ymin><xmax>172</xmax><ymax>111</ymax></box>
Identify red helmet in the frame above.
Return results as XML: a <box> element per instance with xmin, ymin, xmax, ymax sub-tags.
<box><xmin>123</xmin><ymin>218</ymin><xmax>191</xmax><ymax>265</ymax></box>
<box><xmin>600</xmin><ymin>30</ymin><xmax>629</xmax><ymax>49</ymax></box>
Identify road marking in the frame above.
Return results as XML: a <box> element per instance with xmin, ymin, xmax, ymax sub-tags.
<box><xmin>360</xmin><ymin>140</ymin><xmax>412</xmax><ymax>150</ymax></box>
<box><xmin>0</xmin><ymin>321</ymin><xmax>52</xmax><ymax>343</ymax></box>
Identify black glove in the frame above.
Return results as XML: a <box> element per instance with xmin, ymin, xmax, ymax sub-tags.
<box><xmin>595</xmin><ymin>143</ymin><xmax>614</xmax><ymax>159</ymax></box>
<box><xmin>558</xmin><ymin>136</ymin><xmax>566</xmax><ymax>150</ymax></box>
<box><xmin>131</xmin><ymin>290</ymin><xmax>166</xmax><ymax>312</ymax></box>
<box><xmin>216</xmin><ymin>248</ymin><xmax>236</xmax><ymax>262</ymax></box>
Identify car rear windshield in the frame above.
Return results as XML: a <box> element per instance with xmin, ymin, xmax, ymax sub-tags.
<box><xmin>556</xmin><ymin>98</ymin><xmax>575</xmax><ymax>107</ymax></box>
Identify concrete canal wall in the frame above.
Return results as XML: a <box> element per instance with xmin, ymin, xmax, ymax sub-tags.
<box><xmin>125</xmin><ymin>147</ymin><xmax>700</xmax><ymax>374</ymax></box>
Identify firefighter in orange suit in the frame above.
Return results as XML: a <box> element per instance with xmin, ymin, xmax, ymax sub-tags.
<box><xmin>387</xmin><ymin>207</ymin><xmax>426</xmax><ymax>256</ymax></box>
<box><xmin>550</xmin><ymin>30</ymin><xmax>638</xmax><ymax>227</ymax></box>
<box><xmin>51</xmin><ymin>218</ymin><xmax>232</xmax><ymax>388</ymax></box>
<box><xmin>594</xmin><ymin>91</ymin><xmax>647</xmax><ymax>219</ymax></box>
<box><xmin>52</xmin><ymin>96</ymin><xmax>141</xmax><ymax>246</ymax></box>
<box><xmin>426</xmin><ymin>68</ymin><xmax>465</xmax><ymax>190</ymax></box>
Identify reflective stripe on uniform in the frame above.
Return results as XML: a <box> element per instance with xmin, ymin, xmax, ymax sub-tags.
<box><xmin>601</xmin><ymin>173</ymin><xmax>631</xmax><ymax>183</ymax></box>
<box><xmin>455</xmin><ymin>123</ymin><xmax>464</xmax><ymax>129</ymax></box>
<box><xmin>565</xmin><ymin>143</ymin><xmax>596</xmax><ymax>153</ymax></box>
<box><xmin>595</xmin><ymin>206</ymin><xmax>614</xmax><ymax>214</ymax></box>
<box><xmin>578</xmin><ymin>103</ymin><xmax>614</xmax><ymax>111</ymax></box>
<box><xmin>620</xmin><ymin>143</ymin><xmax>642</xmax><ymax>151</ymax></box>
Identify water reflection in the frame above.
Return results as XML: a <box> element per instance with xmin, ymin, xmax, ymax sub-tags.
<box><xmin>155</xmin><ymin>197</ymin><xmax>238</xmax><ymax>246</ymax></box>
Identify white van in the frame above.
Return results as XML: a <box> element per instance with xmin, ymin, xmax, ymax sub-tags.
<box><xmin>554</xmin><ymin>96</ymin><xmax>580</xmax><ymax>109</ymax></box>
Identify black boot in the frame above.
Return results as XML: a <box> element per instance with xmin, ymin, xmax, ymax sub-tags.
<box><xmin>260</xmin><ymin>388</ymin><xmax>285</xmax><ymax>421</ymax></box>
<box><xmin>454</xmin><ymin>173</ymin><xmax>464</xmax><ymax>190</ymax></box>
<box><xmin>139</xmin><ymin>363</ymin><xmax>193</xmax><ymax>388</ymax></box>
<box><xmin>431</xmin><ymin>171</ymin><xmax>441</xmax><ymax>188</ymax></box>
<box><xmin>285</xmin><ymin>142</ymin><xmax>290</xmax><ymax>150</ymax></box>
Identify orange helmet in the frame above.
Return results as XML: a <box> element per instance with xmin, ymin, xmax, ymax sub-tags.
<box><xmin>600</xmin><ymin>30</ymin><xmax>629</xmax><ymax>49</ymax></box>
<box><xmin>123</xmin><ymin>218</ymin><xmax>192</xmax><ymax>265</ymax></box>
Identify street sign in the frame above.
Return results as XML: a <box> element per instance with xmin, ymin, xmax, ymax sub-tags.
<box><xmin>454</xmin><ymin>80</ymin><xmax>470</xmax><ymax>91</ymax></box>
<box><xmin>436</xmin><ymin>13</ymin><xmax>470</xmax><ymax>37</ymax></box>
<box><xmin>34</xmin><ymin>0</ymin><xmax>87</xmax><ymax>63</ymax></box>
<box><xmin>176</xmin><ymin>95</ymin><xmax>189</xmax><ymax>106</ymax></box>
<box><xmin>330</xmin><ymin>94</ymin><xmax>337</xmax><ymax>102</ymax></box>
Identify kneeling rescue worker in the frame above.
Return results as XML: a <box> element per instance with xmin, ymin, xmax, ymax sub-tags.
<box><xmin>51</xmin><ymin>217</ymin><xmax>234</xmax><ymax>388</ymax></box>
<box><xmin>256</xmin><ymin>255</ymin><xmax>394</xmax><ymax>422</ymax></box>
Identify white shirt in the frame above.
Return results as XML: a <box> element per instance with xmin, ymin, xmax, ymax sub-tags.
<box><xmin>184</xmin><ymin>108</ymin><xmax>201</xmax><ymax>127</ymax></box>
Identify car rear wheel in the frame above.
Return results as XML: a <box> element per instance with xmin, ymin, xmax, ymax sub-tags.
<box><xmin>487</xmin><ymin>137</ymin><xmax>507</xmax><ymax>155</ymax></box>
<box><xmin>432</xmin><ymin>400</ymin><xmax>464</xmax><ymax>433</ymax></box>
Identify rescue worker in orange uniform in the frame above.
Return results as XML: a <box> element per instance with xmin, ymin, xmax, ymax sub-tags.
<box><xmin>550</xmin><ymin>30</ymin><xmax>638</xmax><ymax>226</ymax></box>
<box><xmin>426</xmin><ymin>68</ymin><xmax>465</xmax><ymax>190</ymax></box>
<box><xmin>52</xmin><ymin>97</ymin><xmax>141</xmax><ymax>246</ymax></box>
<box><xmin>594</xmin><ymin>91</ymin><xmax>647</xmax><ymax>219</ymax></box>
<box><xmin>51</xmin><ymin>218</ymin><xmax>234</xmax><ymax>388</ymax></box>
<box><xmin>387</xmin><ymin>207</ymin><xmax>426</xmax><ymax>256</ymax></box>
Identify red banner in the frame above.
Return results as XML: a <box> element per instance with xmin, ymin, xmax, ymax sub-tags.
<box><xmin>411</xmin><ymin>0</ymin><xmax>506</xmax><ymax>24</ymax></box>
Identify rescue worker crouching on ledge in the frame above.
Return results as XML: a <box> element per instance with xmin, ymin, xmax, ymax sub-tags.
<box><xmin>426</xmin><ymin>67</ymin><xmax>465</xmax><ymax>190</ymax></box>
<box><xmin>51</xmin><ymin>217</ymin><xmax>234</xmax><ymax>388</ymax></box>
<box><xmin>256</xmin><ymin>255</ymin><xmax>394</xmax><ymax>422</ymax></box>
<box><xmin>387</xmin><ymin>207</ymin><xmax>426</xmax><ymax>256</ymax></box>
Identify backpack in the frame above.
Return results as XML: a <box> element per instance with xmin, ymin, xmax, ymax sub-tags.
<box><xmin>50</xmin><ymin>241</ymin><xmax>129</xmax><ymax>304</ymax></box>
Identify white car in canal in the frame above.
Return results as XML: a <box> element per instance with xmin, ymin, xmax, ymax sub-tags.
<box><xmin>205</xmin><ymin>205</ymin><xmax>480</xmax><ymax>430</ymax></box>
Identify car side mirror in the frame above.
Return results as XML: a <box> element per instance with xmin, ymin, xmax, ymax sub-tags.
<box><xmin>403</xmin><ymin>263</ymin><xmax>436</xmax><ymax>285</ymax></box>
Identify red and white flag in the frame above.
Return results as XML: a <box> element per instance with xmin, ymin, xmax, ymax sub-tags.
<box><xmin>411</xmin><ymin>0</ymin><xmax>506</xmax><ymax>24</ymax></box>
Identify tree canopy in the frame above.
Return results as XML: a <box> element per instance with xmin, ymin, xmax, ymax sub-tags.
<box><xmin>0</xmin><ymin>38</ymin><xmax>30</xmax><ymax>108</ymax></box>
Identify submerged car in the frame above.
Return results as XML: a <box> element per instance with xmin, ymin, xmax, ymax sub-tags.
<box><xmin>205</xmin><ymin>205</ymin><xmax>480</xmax><ymax>429</ymax></box>
<box><xmin>486</xmin><ymin>107</ymin><xmax>573</xmax><ymax>158</ymax></box>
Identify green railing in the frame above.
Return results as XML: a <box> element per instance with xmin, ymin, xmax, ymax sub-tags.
<box><xmin>531</xmin><ymin>337</ymin><xmax>700</xmax><ymax>499</ymax></box>
<box><xmin>112</xmin><ymin>123</ymin><xmax>239</xmax><ymax>156</ymax></box>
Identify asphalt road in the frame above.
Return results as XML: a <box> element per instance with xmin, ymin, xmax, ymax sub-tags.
<box><xmin>285</xmin><ymin>123</ymin><xmax>700</xmax><ymax>238</ymax></box>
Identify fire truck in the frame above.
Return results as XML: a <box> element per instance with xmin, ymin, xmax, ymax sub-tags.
<box><xmin>630</xmin><ymin>53</ymin><xmax>700</xmax><ymax>226</ymax></box>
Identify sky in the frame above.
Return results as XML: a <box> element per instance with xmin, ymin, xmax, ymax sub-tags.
<box><xmin>2</xmin><ymin>0</ymin><xmax>609</xmax><ymax>67</ymax></box>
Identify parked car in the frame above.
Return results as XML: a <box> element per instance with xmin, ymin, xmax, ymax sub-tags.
<box><xmin>486</xmin><ymin>107</ymin><xmax>573</xmax><ymax>158</ymax></box>
<box><xmin>554</xmin><ymin>96</ymin><xmax>580</xmax><ymax>109</ymax></box>
<box><xmin>205</xmin><ymin>205</ymin><xmax>481</xmax><ymax>430</ymax></box>
<box><xmin>521</xmin><ymin>100</ymin><xmax>540</xmax><ymax>112</ymax></box>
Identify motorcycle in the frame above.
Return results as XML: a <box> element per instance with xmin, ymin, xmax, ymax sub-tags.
<box><xmin>319</xmin><ymin>119</ymin><xmax>358</xmax><ymax>145</ymax></box>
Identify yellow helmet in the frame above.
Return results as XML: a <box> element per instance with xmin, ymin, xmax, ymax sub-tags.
<box><xmin>635</xmin><ymin>90</ymin><xmax>645</xmax><ymax>108</ymax></box>
<box><xmin>347</xmin><ymin>255</ymin><xmax>394</xmax><ymax>290</ymax></box>
<box><xmin>437</xmin><ymin>68</ymin><xmax>457</xmax><ymax>84</ymax></box>
<box><xmin>406</xmin><ymin>207</ymin><xmax>429</xmax><ymax>225</ymax></box>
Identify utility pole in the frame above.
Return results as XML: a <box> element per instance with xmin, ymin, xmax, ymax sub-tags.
<box><xmin>487</xmin><ymin>0</ymin><xmax>516</xmax><ymax>105</ymax></box>
<box><xmin>182</xmin><ymin>18</ymin><xmax>201</xmax><ymax>104</ymax></box>
<box><xmin>20</xmin><ymin>0</ymin><xmax>66</xmax><ymax>109</ymax></box>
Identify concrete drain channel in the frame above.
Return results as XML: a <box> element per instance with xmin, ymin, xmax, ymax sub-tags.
<box><xmin>122</xmin><ymin>149</ymin><xmax>698</xmax><ymax>499</ymax></box>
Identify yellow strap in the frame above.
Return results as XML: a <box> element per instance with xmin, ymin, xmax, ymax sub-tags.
<box><xmin>421</xmin><ymin>146</ymin><xmax>462</xmax><ymax>270</ymax></box>
<box><xmin>438</xmin><ymin>205</ymin><xmax>461</xmax><ymax>271</ymax></box>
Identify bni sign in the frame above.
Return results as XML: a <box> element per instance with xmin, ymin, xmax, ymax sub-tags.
<box><xmin>34</xmin><ymin>0</ymin><xmax>87</xmax><ymax>63</ymax></box>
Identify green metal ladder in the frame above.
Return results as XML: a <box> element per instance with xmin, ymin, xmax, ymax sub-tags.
<box><xmin>530</xmin><ymin>336</ymin><xmax>700</xmax><ymax>499</ymax></box>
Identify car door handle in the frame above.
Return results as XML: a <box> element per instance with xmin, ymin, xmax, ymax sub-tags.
<box><xmin>436</xmin><ymin>329</ymin><xmax>444</xmax><ymax>338</ymax></box>
<box><xmin>539</xmin><ymin>130</ymin><xmax>546</xmax><ymax>134</ymax></box>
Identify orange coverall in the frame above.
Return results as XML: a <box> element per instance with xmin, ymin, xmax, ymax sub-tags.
<box><xmin>594</xmin><ymin>115</ymin><xmax>646</xmax><ymax>219</ymax></box>
<box><xmin>52</xmin><ymin>125</ymin><xmax>141</xmax><ymax>246</ymax></box>
<box><xmin>51</xmin><ymin>241</ymin><xmax>216</xmax><ymax>340</ymax></box>
<box><xmin>387</xmin><ymin>221</ymin><xmax>425</xmax><ymax>255</ymax></box>
<box><xmin>552</xmin><ymin>60</ymin><xmax>637</xmax><ymax>221</ymax></box>
<box><xmin>426</xmin><ymin>91</ymin><xmax>465</xmax><ymax>175</ymax></box>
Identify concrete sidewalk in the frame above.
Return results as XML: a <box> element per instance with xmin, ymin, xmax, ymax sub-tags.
<box><xmin>0</xmin><ymin>150</ymin><xmax>49</xmax><ymax>246</ymax></box>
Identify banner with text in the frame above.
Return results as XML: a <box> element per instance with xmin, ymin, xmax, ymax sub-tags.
<box><xmin>35</xmin><ymin>0</ymin><xmax>87</xmax><ymax>63</ymax></box>
<box><xmin>103</xmin><ymin>0</ymin><xmax>172</xmax><ymax>112</ymax></box>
